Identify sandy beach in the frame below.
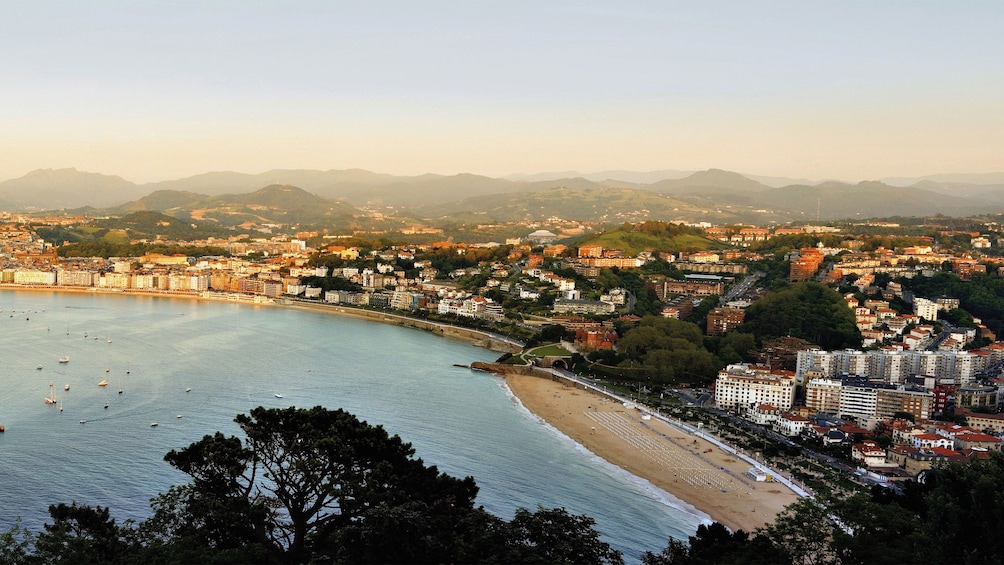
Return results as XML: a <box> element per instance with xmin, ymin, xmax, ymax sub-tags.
<box><xmin>504</xmin><ymin>373</ymin><xmax>800</xmax><ymax>534</ymax></box>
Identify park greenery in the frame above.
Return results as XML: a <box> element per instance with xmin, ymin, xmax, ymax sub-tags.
<box><xmin>582</xmin><ymin>316</ymin><xmax>755</xmax><ymax>386</ymax></box>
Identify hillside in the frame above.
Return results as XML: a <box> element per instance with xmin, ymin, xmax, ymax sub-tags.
<box><xmin>572</xmin><ymin>222</ymin><xmax>724</xmax><ymax>255</ymax></box>
<box><xmin>647</xmin><ymin>169</ymin><xmax>772</xmax><ymax>195</ymax></box>
<box><xmin>112</xmin><ymin>185</ymin><xmax>361</xmax><ymax>228</ymax></box>
<box><xmin>8</xmin><ymin>167</ymin><xmax>1004</xmax><ymax>224</ymax></box>
<box><xmin>0</xmin><ymin>168</ymin><xmax>138</xmax><ymax>209</ymax></box>
<box><xmin>414</xmin><ymin>186</ymin><xmax>717</xmax><ymax>223</ymax></box>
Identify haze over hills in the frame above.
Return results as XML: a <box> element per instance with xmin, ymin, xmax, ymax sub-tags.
<box><xmin>6</xmin><ymin>167</ymin><xmax>1004</xmax><ymax>224</ymax></box>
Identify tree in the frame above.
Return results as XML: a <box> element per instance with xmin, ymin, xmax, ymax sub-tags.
<box><xmin>158</xmin><ymin>406</ymin><xmax>481</xmax><ymax>563</ymax></box>
<box><xmin>0</xmin><ymin>518</ymin><xmax>34</xmax><ymax>565</ymax></box>
<box><xmin>642</xmin><ymin>522</ymin><xmax>787</xmax><ymax>565</ymax></box>
<box><xmin>741</xmin><ymin>282</ymin><xmax>861</xmax><ymax>350</ymax></box>
<box><xmin>758</xmin><ymin>497</ymin><xmax>840</xmax><ymax>565</ymax></box>
<box><xmin>33</xmin><ymin>503</ymin><xmax>132</xmax><ymax>564</ymax></box>
<box><xmin>499</xmin><ymin>506</ymin><xmax>624</xmax><ymax>565</ymax></box>
<box><xmin>11</xmin><ymin>406</ymin><xmax>622</xmax><ymax>563</ymax></box>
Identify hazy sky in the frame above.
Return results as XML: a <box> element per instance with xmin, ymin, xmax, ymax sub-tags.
<box><xmin>2</xmin><ymin>1</ymin><xmax>1002</xmax><ymax>183</ymax></box>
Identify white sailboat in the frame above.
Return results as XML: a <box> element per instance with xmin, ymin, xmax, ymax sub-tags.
<box><xmin>44</xmin><ymin>383</ymin><xmax>57</xmax><ymax>405</ymax></box>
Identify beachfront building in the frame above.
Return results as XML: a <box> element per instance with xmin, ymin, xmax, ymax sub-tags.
<box><xmin>794</xmin><ymin>348</ymin><xmax>992</xmax><ymax>385</ymax></box>
<box><xmin>807</xmin><ymin>376</ymin><xmax>935</xmax><ymax>422</ymax></box>
<box><xmin>714</xmin><ymin>364</ymin><xmax>796</xmax><ymax>412</ymax></box>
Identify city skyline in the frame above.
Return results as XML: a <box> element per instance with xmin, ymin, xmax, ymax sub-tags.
<box><xmin>3</xmin><ymin>1</ymin><xmax>1002</xmax><ymax>184</ymax></box>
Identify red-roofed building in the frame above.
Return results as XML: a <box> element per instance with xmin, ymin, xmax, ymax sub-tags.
<box><xmin>749</xmin><ymin>403</ymin><xmax>781</xmax><ymax>426</ymax></box>
<box><xmin>852</xmin><ymin>440</ymin><xmax>888</xmax><ymax>467</ymax></box>
<box><xmin>954</xmin><ymin>432</ymin><xmax>1002</xmax><ymax>451</ymax></box>
<box><xmin>912</xmin><ymin>433</ymin><xmax>954</xmax><ymax>450</ymax></box>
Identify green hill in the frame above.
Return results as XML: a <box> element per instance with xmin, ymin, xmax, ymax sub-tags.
<box><xmin>573</xmin><ymin>222</ymin><xmax>724</xmax><ymax>255</ymax></box>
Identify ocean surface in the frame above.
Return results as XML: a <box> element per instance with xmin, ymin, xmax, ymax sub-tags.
<box><xmin>0</xmin><ymin>291</ymin><xmax>705</xmax><ymax>561</ymax></box>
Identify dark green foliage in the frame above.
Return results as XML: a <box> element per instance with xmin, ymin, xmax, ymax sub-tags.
<box><xmin>940</xmin><ymin>307</ymin><xmax>976</xmax><ymax>328</ymax></box>
<box><xmin>740</xmin><ymin>282</ymin><xmax>861</xmax><ymax>349</ymax></box>
<box><xmin>0</xmin><ymin>518</ymin><xmax>34</xmax><ymax>565</ymax></box>
<box><xmin>642</xmin><ymin>523</ymin><xmax>788</xmax><ymax>565</ymax></box>
<box><xmin>499</xmin><ymin>506</ymin><xmax>624</xmax><ymax>565</ymax></box>
<box><xmin>653</xmin><ymin>452</ymin><xmax>1004</xmax><ymax>565</ymax></box>
<box><xmin>617</xmin><ymin>316</ymin><xmax>721</xmax><ymax>384</ymax></box>
<box><xmin>900</xmin><ymin>271</ymin><xmax>1004</xmax><ymax>337</ymax></box>
<box><xmin>33</xmin><ymin>503</ymin><xmax>132</xmax><ymax>564</ymax></box>
<box><xmin>299</xmin><ymin>274</ymin><xmax>362</xmax><ymax>294</ymax></box>
<box><xmin>6</xmin><ymin>406</ymin><xmax>619</xmax><ymax>564</ymax></box>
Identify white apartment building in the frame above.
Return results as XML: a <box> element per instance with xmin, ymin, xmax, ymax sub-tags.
<box><xmin>56</xmin><ymin>270</ymin><xmax>99</xmax><ymax>287</ymax></box>
<box><xmin>13</xmin><ymin>270</ymin><xmax>56</xmax><ymax>285</ymax></box>
<box><xmin>914</xmin><ymin>297</ymin><xmax>938</xmax><ymax>321</ymax></box>
<box><xmin>99</xmin><ymin>273</ymin><xmax>132</xmax><ymax>289</ymax></box>
<box><xmin>795</xmin><ymin>348</ymin><xmax>989</xmax><ymax>385</ymax></box>
<box><xmin>838</xmin><ymin>386</ymin><xmax>879</xmax><ymax>422</ymax></box>
<box><xmin>714</xmin><ymin>365</ymin><xmax>796</xmax><ymax>412</ymax></box>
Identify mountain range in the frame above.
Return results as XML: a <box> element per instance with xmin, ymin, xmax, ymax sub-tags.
<box><xmin>4</xmin><ymin>167</ymin><xmax>1004</xmax><ymax>225</ymax></box>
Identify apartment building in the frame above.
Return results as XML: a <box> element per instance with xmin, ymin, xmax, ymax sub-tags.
<box><xmin>714</xmin><ymin>365</ymin><xmax>797</xmax><ymax>412</ymax></box>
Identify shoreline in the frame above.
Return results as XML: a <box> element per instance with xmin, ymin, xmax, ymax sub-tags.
<box><xmin>0</xmin><ymin>285</ymin><xmax>523</xmax><ymax>353</ymax></box>
<box><xmin>498</xmin><ymin>378</ymin><xmax>716</xmax><ymax>528</ymax></box>
<box><xmin>501</xmin><ymin>372</ymin><xmax>801</xmax><ymax>534</ymax></box>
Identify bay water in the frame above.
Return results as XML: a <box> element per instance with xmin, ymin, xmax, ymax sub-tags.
<box><xmin>0</xmin><ymin>291</ymin><xmax>704</xmax><ymax>561</ymax></box>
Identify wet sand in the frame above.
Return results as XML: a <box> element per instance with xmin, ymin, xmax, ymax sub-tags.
<box><xmin>504</xmin><ymin>374</ymin><xmax>800</xmax><ymax>534</ymax></box>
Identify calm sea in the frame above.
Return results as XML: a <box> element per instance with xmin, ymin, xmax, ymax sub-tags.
<box><xmin>0</xmin><ymin>291</ymin><xmax>705</xmax><ymax>561</ymax></box>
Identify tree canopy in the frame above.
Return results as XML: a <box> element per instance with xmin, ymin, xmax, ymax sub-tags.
<box><xmin>739</xmin><ymin>282</ymin><xmax>861</xmax><ymax>350</ymax></box>
<box><xmin>4</xmin><ymin>406</ymin><xmax>623</xmax><ymax>564</ymax></box>
<box><xmin>645</xmin><ymin>451</ymin><xmax>1004</xmax><ymax>565</ymax></box>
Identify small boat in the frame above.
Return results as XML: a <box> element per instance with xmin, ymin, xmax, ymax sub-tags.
<box><xmin>64</xmin><ymin>384</ymin><xmax>69</xmax><ymax>391</ymax></box>
<box><xmin>176</xmin><ymin>415</ymin><xmax>182</xmax><ymax>419</ymax></box>
<box><xmin>59</xmin><ymin>356</ymin><xmax>69</xmax><ymax>364</ymax></box>
<box><xmin>98</xmin><ymin>380</ymin><xmax>108</xmax><ymax>387</ymax></box>
<box><xmin>79</xmin><ymin>419</ymin><xmax>86</xmax><ymax>424</ymax></box>
<box><xmin>150</xmin><ymin>422</ymin><xmax>158</xmax><ymax>427</ymax></box>
<box><xmin>104</xmin><ymin>402</ymin><xmax>109</xmax><ymax>409</ymax></box>
<box><xmin>274</xmin><ymin>393</ymin><xmax>284</xmax><ymax>398</ymax></box>
<box><xmin>37</xmin><ymin>365</ymin><xmax>43</xmax><ymax>371</ymax></box>
<box><xmin>44</xmin><ymin>383</ymin><xmax>57</xmax><ymax>405</ymax></box>
<box><xmin>59</xmin><ymin>400</ymin><xmax>63</xmax><ymax>412</ymax></box>
<box><xmin>185</xmin><ymin>387</ymin><xmax>191</xmax><ymax>393</ymax></box>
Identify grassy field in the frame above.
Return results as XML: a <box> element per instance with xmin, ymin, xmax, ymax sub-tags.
<box><xmin>527</xmin><ymin>343</ymin><xmax>571</xmax><ymax>357</ymax></box>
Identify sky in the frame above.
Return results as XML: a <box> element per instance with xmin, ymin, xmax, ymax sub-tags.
<box><xmin>2</xmin><ymin>1</ymin><xmax>1003</xmax><ymax>184</ymax></box>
